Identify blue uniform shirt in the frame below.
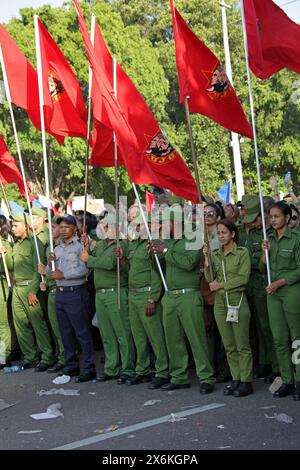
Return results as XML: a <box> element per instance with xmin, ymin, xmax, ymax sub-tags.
<box><xmin>48</xmin><ymin>236</ymin><xmax>87</xmax><ymax>287</ymax></box>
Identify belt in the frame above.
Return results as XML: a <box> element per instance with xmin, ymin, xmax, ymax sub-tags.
<box><xmin>167</xmin><ymin>288</ymin><xmax>198</xmax><ymax>295</ymax></box>
<box><xmin>57</xmin><ymin>285</ymin><xmax>86</xmax><ymax>292</ymax></box>
<box><xmin>96</xmin><ymin>288</ymin><xmax>116</xmax><ymax>294</ymax></box>
<box><xmin>15</xmin><ymin>280</ymin><xmax>32</xmax><ymax>287</ymax></box>
<box><xmin>129</xmin><ymin>286</ymin><xmax>151</xmax><ymax>293</ymax></box>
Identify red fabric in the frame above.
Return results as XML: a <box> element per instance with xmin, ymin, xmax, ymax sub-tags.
<box><xmin>37</xmin><ymin>18</ymin><xmax>88</xmax><ymax>141</ymax></box>
<box><xmin>146</xmin><ymin>191</ymin><xmax>154</xmax><ymax>212</ymax></box>
<box><xmin>170</xmin><ymin>0</ymin><xmax>253</xmax><ymax>139</ymax></box>
<box><xmin>244</xmin><ymin>0</ymin><xmax>300</xmax><ymax>79</ymax></box>
<box><xmin>0</xmin><ymin>24</ymin><xmax>62</xmax><ymax>144</ymax></box>
<box><xmin>0</xmin><ymin>134</ymin><xmax>31</xmax><ymax>199</ymax></box>
<box><xmin>89</xmin><ymin>17</ymin><xmax>198</xmax><ymax>202</ymax></box>
<box><xmin>73</xmin><ymin>0</ymin><xmax>139</xmax><ymax>169</ymax></box>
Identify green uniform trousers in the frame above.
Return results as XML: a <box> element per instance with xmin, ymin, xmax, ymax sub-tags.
<box><xmin>96</xmin><ymin>287</ymin><xmax>135</xmax><ymax>377</ymax></box>
<box><xmin>128</xmin><ymin>292</ymin><xmax>169</xmax><ymax>378</ymax></box>
<box><xmin>12</xmin><ymin>286</ymin><xmax>53</xmax><ymax>364</ymax></box>
<box><xmin>0</xmin><ymin>279</ymin><xmax>12</xmax><ymax>361</ymax></box>
<box><xmin>252</xmin><ymin>292</ymin><xmax>278</xmax><ymax>371</ymax></box>
<box><xmin>48</xmin><ymin>291</ymin><xmax>65</xmax><ymax>364</ymax></box>
<box><xmin>162</xmin><ymin>291</ymin><xmax>214</xmax><ymax>385</ymax></box>
<box><xmin>267</xmin><ymin>284</ymin><xmax>300</xmax><ymax>383</ymax></box>
<box><xmin>214</xmin><ymin>293</ymin><xmax>253</xmax><ymax>382</ymax></box>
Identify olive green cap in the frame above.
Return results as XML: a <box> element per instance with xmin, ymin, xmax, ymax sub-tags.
<box><xmin>243</xmin><ymin>196</ymin><xmax>261</xmax><ymax>224</ymax></box>
<box><xmin>31</xmin><ymin>207</ymin><xmax>47</xmax><ymax>217</ymax></box>
<box><xmin>11</xmin><ymin>212</ymin><xmax>30</xmax><ymax>224</ymax></box>
<box><xmin>101</xmin><ymin>213</ymin><xmax>117</xmax><ymax>225</ymax></box>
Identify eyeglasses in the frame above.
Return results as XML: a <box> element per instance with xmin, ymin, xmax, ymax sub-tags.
<box><xmin>204</xmin><ymin>211</ymin><xmax>216</xmax><ymax>218</ymax></box>
<box><xmin>291</xmin><ymin>215</ymin><xmax>299</xmax><ymax>221</ymax></box>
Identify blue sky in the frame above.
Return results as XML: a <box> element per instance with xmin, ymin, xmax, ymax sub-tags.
<box><xmin>0</xmin><ymin>0</ymin><xmax>299</xmax><ymax>24</ymax></box>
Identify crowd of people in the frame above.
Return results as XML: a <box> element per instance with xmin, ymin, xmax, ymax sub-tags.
<box><xmin>0</xmin><ymin>183</ymin><xmax>300</xmax><ymax>401</ymax></box>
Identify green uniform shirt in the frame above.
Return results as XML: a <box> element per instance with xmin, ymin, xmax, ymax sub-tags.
<box><xmin>237</xmin><ymin>222</ymin><xmax>247</xmax><ymax>247</ymax></box>
<box><xmin>163</xmin><ymin>238</ymin><xmax>201</xmax><ymax>290</ymax></box>
<box><xmin>245</xmin><ymin>227</ymin><xmax>272</xmax><ymax>293</ymax></box>
<box><xmin>0</xmin><ymin>237</ymin><xmax>13</xmax><ymax>273</ymax></box>
<box><xmin>36</xmin><ymin>226</ymin><xmax>50</xmax><ymax>248</ymax></box>
<box><xmin>13</xmin><ymin>235</ymin><xmax>45</xmax><ymax>294</ymax></box>
<box><xmin>45</xmin><ymin>242</ymin><xmax>59</xmax><ymax>291</ymax></box>
<box><xmin>263</xmin><ymin>227</ymin><xmax>300</xmax><ymax>286</ymax></box>
<box><xmin>127</xmin><ymin>239</ymin><xmax>161</xmax><ymax>302</ymax></box>
<box><xmin>87</xmin><ymin>239</ymin><xmax>128</xmax><ymax>289</ymax></box>
<box><xmin>205</xmin><ymin>242</ymin><xmax>251</xmax><ymax>294</ymax></box>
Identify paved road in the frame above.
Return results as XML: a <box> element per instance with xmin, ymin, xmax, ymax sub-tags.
<box><xmin>0</xmin><ymin>353</ymin><xmax>299</xmax><ymax>451</ymax></box>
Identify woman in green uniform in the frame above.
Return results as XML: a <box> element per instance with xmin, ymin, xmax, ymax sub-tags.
<box><xmin>0</xmin><ymin>216</ymin><xmax>13</xmax><ymax>368</ymax></box>
<box><xmin>262</xmin><ymin>201</ymin><xmax>300</xmax><ymax>400</ymax></box>
<box><xmin>204</xmin><ymin>219</ymin><xmax>253</xmax><ymax>397</ymax></box>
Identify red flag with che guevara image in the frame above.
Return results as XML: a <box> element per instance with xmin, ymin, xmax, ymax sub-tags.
<box><xmin>170</xmin><ymin>0</ymin><xmax>253</xmax><ymax>139</ymax></box>
<box><xmin>0</xmin><ymin>134</ymin><xmax>31</xmax><ymax>199</ymax></box>
<box><xmin>36</xmin><ymin>18</ymin><xmax>88</xmax><ymax>143</ymax></box>
<box><xmin>243</xmin><ymin>0</ymin><xmax>300</xmax><ymax>79</ymax></box>
<box><xmin>90</xmin><ymin>17</ymin><xmax>198</xmax><ymax>203</ymax></box>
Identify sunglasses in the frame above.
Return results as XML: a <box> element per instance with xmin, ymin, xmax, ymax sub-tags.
<box><xmin>291</xmin><ymin>215</ymin><xmax>299</xmax><ymax>221</ymax></box>
<box><xmin>204</xmin><ymin>211</ymin><xmax>216</xmax><ymax>218</ymax></box>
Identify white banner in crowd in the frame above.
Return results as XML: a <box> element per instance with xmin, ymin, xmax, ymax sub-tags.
<box><xmin>71</xmin><ymin>195</ymin><xmax>104</xmax><ymax>215</ymax></box>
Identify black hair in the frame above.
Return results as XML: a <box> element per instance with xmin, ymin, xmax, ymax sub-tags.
<box><xmin>205</xmin><ymin>203</ymin><xmax>222</xmax><ymax>218</ymax></box>
<box><xmin>217</xmin><ymin>218</ymin><xmax>239</xmax><ymax>243</ymax></box>
<box><xmin>290</xmin><ymin>204</ymin><xmax>300</xmax><ymax>216</ymax></box>
<box><xmin>263</xmin><ymin>196</ymin><xmax>275</xmax><ymax>215</ymax></box>
<box><xmin>270</xmin><ymin>201</ymin><xmax>292</xmax><ymax>222</ymax></box>
<box><xmin>0</xmin><ymin>215</ymin><xmax>10</xmax><ymax>240</ymax></box>
<box><xmin>214</xmin><ymin>201</ymin><xmax>226</xmax><ymax>219</ymax></box>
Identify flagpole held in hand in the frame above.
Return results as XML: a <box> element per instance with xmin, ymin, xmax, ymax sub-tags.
<box><xmin>113</xmin><ymin>55</ymin><xmax>121</xmax><ymax>310</ymax></box>
<box><xmin>0</xmin><ymin>43</ymin><xmax>45</xmax><ymax>281</ymax></box>
<box><xmin>240</xmin><ymin>1</ymin><xmax>271</xmax><ymax>285</ymax></box>
<box><xmin>132</xmin><ymin>183</ymin><xmax>168</xmax><ymax>293</ymax></box>
<box><xmin>184</xmin><ymin>97</ymin><xmax>213</xmax><ymax>280</ymax></box>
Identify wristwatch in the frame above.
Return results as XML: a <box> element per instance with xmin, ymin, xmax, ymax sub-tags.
<box><xmin>162</xmin><ymin>247</ymin><xmax>168</xmax><ymax>255</ymax></box>
<box><xmin>148</xmin><ymin>299</ymin><xmax>155</xmax><ymax>304</ymax></box>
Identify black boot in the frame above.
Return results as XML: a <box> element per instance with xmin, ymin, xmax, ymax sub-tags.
<box><xmin>233</xmin><ymin>382</ymin><xmax>253</xmax><ymax>397</ymax></box>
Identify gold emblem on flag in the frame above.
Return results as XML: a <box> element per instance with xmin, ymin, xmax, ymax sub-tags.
<box><xmin>145</xmin><ymin>132</ymin><xmax>176</xmax><ymax>165</ymax></box>
<box><xmin>204</xmin><ymin>64</ymin><xmax>230</xmax><ymax>101</ymax></box>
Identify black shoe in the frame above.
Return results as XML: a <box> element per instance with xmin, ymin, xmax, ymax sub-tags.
<box><xmin>200</xmin><ymin>383</ymin><xmax>214</xmax><ymax>395</ymax></box>
<box><xmin>97</xmin><ymin>374</ymin><xmax>118</xmax><ymax>382</ymax></box>
<box><xmin>273</xmin><ymin>383</ymin><xmax>295</xmax><ymax>398</ymax></box>
<box><xmin>23</xmin><ymin>362</ymin><xmax>39</xmax><ymax>370</ymax></box>
<box><xmin>233</xmin><ymin>382</ymin><xmax>253</xmax><ymax>397</ymax></box>
<box><xmin>253</xmin><ymin>364</ymin><xmax>272</xmax><ymax>379</ymax></box>
<box><xmin>215</xmin><ymin>369</ymin><xmax>232</xmax><ymax>383</ymax></box>
<box><xmin>264</xmin><ymin>372</ymin><xmax>280</xmax><ymax>384</ymax></box>
<box><xmin>161</xmin><ymin>382</ymin><xmax>190</xmax><ymax>391</ymax></box>
<box><xmin>61</xmin><ymin>367</ymin><xmax>80</xmax><ymax>377</ymax></box>
<box><xmin>47</xmin><ymin>362</ymin><xmax>65</xmax><ymax>373</ymax></box>
<box><xmin>0</xmin><ymin>361</ymin><xmax>11</xmax><ymax>370</ymax></box>
<box><xmin>117</xmin><ymin>375</ymin><xmax>131</xmax><ymax>384</ymax></box>
<box><xmin>35</xmin><ymin>362</ymin><xmax>51</xmax><ymax>372</ymax></box>
<box><xmin>148</xmin><ymin>377</ymin><xmax>170</xmax><ymax>389</ymax></box>
<box><xmin>293</xmin><ymin>382</ymin><xmax>300</xmax><ymax>401</ymax></box>
<box><xmin>126</xmin><ymin>374</ymin><xmax>152</xmax><ymax>385</ymax></box>
<box><xmin>75</xmin><ymin>370</ymin><xmax>96</xmax><ymax>383</ymax></box>
<box><xmin>223</xmin><ymin>380</ymin><xmax>241</xmax><ymax>396</ymax></box>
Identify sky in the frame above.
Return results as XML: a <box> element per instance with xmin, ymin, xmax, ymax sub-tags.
<box><xmin>0</xmin><ymin>0</ymin><xmax>299</xmax><ymax>24</ymax></box>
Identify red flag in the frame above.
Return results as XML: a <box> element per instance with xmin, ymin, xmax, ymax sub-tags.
<box><xmin>73</xmin><ymin>0</ymin><xmax>139</xmax><ymax>167</ymax></box>
<box><xmin>170</xmin><ymin>0</ymin><xmax>253</xmax><ymax>139</ymax></box>
<box><xmin>146</xmin><ymin>191</ymin><xmax>154</xmax><ymax>212</ymax></box>
<box><xmin>90</xmin><ymin>17</ymin><xmax>198</xmax><ymax>203</ymax></box>
<box><xmin>36</xmin><ymin>18</ymin><xmax>87</xmax><ymax>141</ymax></box>
<box><xmin>0</xmin><ymin>134</ymin><xmax>31</xmax><ymax>199</ymax></box>
<box><xmin>0</xmin><ymin>24</ymin><xmax>62</xmax><ymax>144</ymax></box>
<box><xmin>243</xmin><ymin>0</ymin><xmax>300</xmax><ymax>79</ymax></box>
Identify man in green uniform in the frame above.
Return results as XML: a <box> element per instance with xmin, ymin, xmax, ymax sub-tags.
<box><xmin>80</xmin><ymin>214</ymin><xmax>135</xmax><ymax>383</ymax></box>
<box><xmin>149</xmin><ymin>208</ymin><xmax>215</xmax><ymax>393</ymax></box>
<box><xmin>244</xmin><ymin>197</ymin><xmax>278</xmax><ymax>381</ymax></box>
<box><xmin>11</xmin><ymin>213</ymin><xmax>54</xmax><ymax>371</ymax></box>
<box><xmin>38</xmin><ymin>215</ymin><xmax>65</xmax><ymax>373</ymax></box>
<box><xmin>0</xmin><ymin>235</ymin><xmax>13</xmax><ymax>368</ymax></box>
<box><xmin>31</xmin><ymin>207</ymin><xmax>49</xmax><ymax>250</ymax></box>
<box><xmin>125</xmin><ymin>212</ymin><xmax>169</xmax><ymax>388</ymax></box>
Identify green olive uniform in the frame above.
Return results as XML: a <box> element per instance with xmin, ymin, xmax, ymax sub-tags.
<box><xmin>162</xmin><ymin>238</ymin><xmax>214</xmax><ymax>385</ymax></box>
<box><xmin>35</xmin><ymin>225</ymin><xmax>50</xmax><ymax>314</ymax></box>
<box><xmin>0</xmin><ymin>238</ymin><xmax>13</xmax><ymax>361</ymax></box>
<box><xmin>45</xmin><ymin>244</ymin><xmax>64</xmax><ymax>365</ymax></box>
<box><xmin>87</xmin><ymin>240</ymin><xmax>135</xmax><ymax>378</ymax></box>
<box><xmin>245</xmin><ymin>228</ymin><xmax>278</xmax><ymax>371</ymax></box>
<box><xmin>12</xmin><ymin>234</ymin><xmax>53</xmax><ymax>365</ymax></box>
<box><xmin>127</xmin><ymin>239</ymin><xmax>168</xmax><ymax>379</ymax></box>
<box><xmin>205</xmin><ymin>243</ymin><xmax>253</xmax><ymax>382</ymax></box>
<box><xmin>264</xmin><ymin>228</ymin><xmax>300</xmax><ymax>384</ymax></box>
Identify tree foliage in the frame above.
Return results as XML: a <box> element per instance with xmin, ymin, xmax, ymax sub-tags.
<box><xmin>1</xmin><ymin>0</ymin><xmax>300</xmax><ymax>206</ymax></box>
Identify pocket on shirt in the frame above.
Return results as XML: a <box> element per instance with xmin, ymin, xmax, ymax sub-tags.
<box><xmin>68</xmin><ymin>253</ymin><xmax>79</xmax><ymax>267</ymax></box>
<box><xmin>278</xmin><ymin>250</ymin><xmax>295</xmax><ymax>269</ymax></box>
